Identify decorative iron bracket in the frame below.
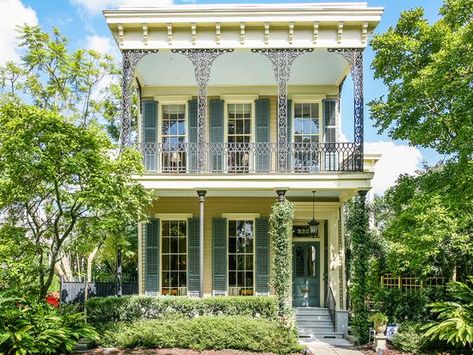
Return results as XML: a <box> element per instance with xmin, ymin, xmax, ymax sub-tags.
<box><xmin>172</xmin><ymin>49</ymin><xmax>233</xmax><ymax>171</ymax></box>
<box><xmin>328</xmin><ymin>48</ymin><xmax>364</xmax><ymax>171</ymax></box>
<box><xmin>120</xmin><ymin>49</ymin><xmax>159</xmax><ymax>149</ymax></box>
<box><xmin>252</xmin><ymin>48</ymin><xmax>313</xmax><ymax>171</ymax></box>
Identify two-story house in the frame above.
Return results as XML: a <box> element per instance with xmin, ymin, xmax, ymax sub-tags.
<box><xmin>103</xmin><ymin>2</ymin><xmax>383</xmax><ymax>339</ymax></box>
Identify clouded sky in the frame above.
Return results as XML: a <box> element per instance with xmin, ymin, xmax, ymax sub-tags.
<box><xmin>1</xmin><ymin>0</ymin><xmax>446</xmax><ymax>194</ymax></box>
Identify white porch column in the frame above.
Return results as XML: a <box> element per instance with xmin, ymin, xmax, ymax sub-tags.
<box><xmin>196</xmin><ymin>190</ymin><xmax>206</xmax><ymax>297</ymax></box>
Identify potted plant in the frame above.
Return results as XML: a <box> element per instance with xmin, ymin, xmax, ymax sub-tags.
<box><xmin>369</xmin><ymin>312</ymin><xmax>388</xmax><ymax>335</ymax></box>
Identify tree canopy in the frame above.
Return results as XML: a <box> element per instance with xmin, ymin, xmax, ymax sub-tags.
<box><xmin>0</xmin><ymin>101</ymin><xmax>152</xmax><ymax>298</ymax></box>
<box><xmin>369</xmin><ymin>0</ymin><xmax>473</xmax><ymax>159</ymax></box>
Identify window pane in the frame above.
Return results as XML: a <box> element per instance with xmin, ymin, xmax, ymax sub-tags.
<box><xmin>178</xmin><ymin>237</ymin><xmax>186</xmax><ymax>253</ymax></box>
<box><xmin>229</xmin><ymin>237</ymin><xmax>237</xmax><ymax>253</ymax></box>
<box><xmin>179</xmin><ymin>221</ymin><xmax>186</xmax><ymax>237</ymax></box>
<box><xmin>162</xmin><ymin>255</ymin><xmax>170</xmax><ymax>271</ymax></box>
<box><xmin>162</xmin><ymin>272</ymin><xmax>170</xmax><ymax>287</ymax></box>
<box><xmin>162</xmin><ymin>237</ymin><xmax>170</xmax><ymax>254</ymax></box>
<box><xmin>179</xmin><ymin>255</ymin><xmax>186</xmax><ymax>270</ymax></box>
<box><xmin>162</xmin><ymin>221</ymin><xmax>169</xmax><ymax>236</ymax></box>
<box><xmin>179</xmin><ymin>272</ymin><xmax>187</xmax><ymax>287</ymax></box>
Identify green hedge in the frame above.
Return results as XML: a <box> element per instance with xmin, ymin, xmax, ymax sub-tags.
<box><xmin>99</xmin><ymin>316</ymin><xmax>302</xmax><ymax>354</ymax></box>
<box><xmin>86</xmin><ymin>295</ymin><xmax>278</xmax><ymax>325</ymax></box>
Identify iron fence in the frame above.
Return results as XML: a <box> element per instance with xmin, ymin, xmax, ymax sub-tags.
<box><xmin>60</xmin><ymin>280</ymin><xmax>138</xmax><ymax>304</ymax></box>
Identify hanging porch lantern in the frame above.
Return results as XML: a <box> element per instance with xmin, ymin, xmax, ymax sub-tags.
<box><xmin>308</xmin><ymin>190</ymin><xmax>319</xmax><ymax>237</ymax></box>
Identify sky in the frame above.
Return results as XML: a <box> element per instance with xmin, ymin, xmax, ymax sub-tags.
<box><xmin>0</xmin><ymin>0</ymin><xmax>446</xmax><ymax>195</ymax></box>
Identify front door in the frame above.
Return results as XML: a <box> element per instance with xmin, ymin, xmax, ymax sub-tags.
<box><xmin>292</xmin><ymin>242</ymin><xmax>320</xmax><ymax>307</ymax></box>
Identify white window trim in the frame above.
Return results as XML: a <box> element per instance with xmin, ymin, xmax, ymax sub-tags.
<box><xmin>155</xmin><ymin>213</ymin><xmax>193</xmax><ymax>219</ymax></box>
<box><xmin>154</xmin><ymin>95</ymin><xmax>193</xmax><ymax>103</ymax></box>
<box><xmin>222</xmin><ymin>213</ymin><xmax>260</xmax><ymax>219</ymax></box>
<box><xmin>220</xmin><ymin>94</ymin><xmax>259</xmax><ymax>102</ymax></box>
<box><xmin>226</xmin><ymin>216</ymin><xmax>257</xmax><ymax>296</ymax></box>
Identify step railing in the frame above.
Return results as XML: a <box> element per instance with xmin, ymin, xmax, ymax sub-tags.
<box><xmin>138</xmin><ymin>142</ymin><xmax>359</xmax><ymax>174</ymax></box>
<box><xmin>325</xmin><ymin>286</ymin><xmax>336</xmax><ymax>332</ymax></box>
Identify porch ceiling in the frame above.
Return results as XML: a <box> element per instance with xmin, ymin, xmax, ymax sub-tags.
<box><xmin>136</xmin><ymin>49</ymin><xmax>349</xmax><ymax>87</ymax></box>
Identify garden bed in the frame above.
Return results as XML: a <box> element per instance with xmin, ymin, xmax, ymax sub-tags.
<box><xmin>77</xmin><ymin>348</ymin><xmax>287</xmax><ymax>355</ymax></box>
<box><xmin>96</xmin><ymin>316</ymin><xmax>302</xmax><ymax>355</ymax></box>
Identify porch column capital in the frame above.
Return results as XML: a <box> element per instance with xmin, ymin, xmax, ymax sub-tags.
<box><xmin>196</xmin><ymin>189</ymin><xmax>207</xmax><ymax>199</ymax></box>
<box><xmin>120</xmin><ymin>49</ymin><xmax>159</xmax><ymax>149</ymax></box>
<box><xmin>276</xmin><ymin>189</ymin><xmax>287</xmax><ymax>202</ymax></box>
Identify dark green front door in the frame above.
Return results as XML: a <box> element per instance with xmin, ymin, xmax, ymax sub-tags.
<box><xmin>292</xmin><ymin>242</ymin><xmax>320</xmax><ymax>307</ymax></box>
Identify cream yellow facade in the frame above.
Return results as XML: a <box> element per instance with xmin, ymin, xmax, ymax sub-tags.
<box><xmin>104</xmin><ymin>2</ymin><xmax>383</xmax><ymax>337</ymax></box>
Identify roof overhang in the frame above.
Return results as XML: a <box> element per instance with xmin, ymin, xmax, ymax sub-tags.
<box><xmin>103</xmin><ymin>2</ymin><xmax>384</xmax><ymax>50</ymax></box>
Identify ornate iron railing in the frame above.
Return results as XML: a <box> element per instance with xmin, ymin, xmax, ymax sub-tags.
<box><xmin>138</xmin><ymin>142</ymin><xmax>360</xmax><ymax>173</ymax></box>
<box><xmin>325</xmin><ymin>285</ymin><xmax>336</xmax><ymax>332</ymax></box>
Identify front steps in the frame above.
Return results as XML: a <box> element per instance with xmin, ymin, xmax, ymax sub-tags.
<box><xmin>295</xmin><ymin>307</ymin><xmax>344</xmax><ymax>339</ymax></box>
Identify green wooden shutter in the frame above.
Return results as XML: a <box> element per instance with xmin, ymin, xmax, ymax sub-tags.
<box><xmin>188</xmin><ymin>100</ymin><xmax>198</xmax><ymax>172</ymax></box>
<box><xmin>144</xmin><ymin>219</ymin><xmax>160</xmax><ymax>295</ymax></box>
<box><xmin>209</xmin><ymin>99</ymin><xmax>224</xmax><ymax>172</ymax></box>
<box><xmin>286</xmin><ymin>99</ymin><xmax>293</xmax><ymax>171</ymax></box>
<box><xmin>212</xmin><ymin>217</ymin><xmax>227</xmax><ymax>295</ymax></box>
<box><xmin>187</xmin><ymin>217</ymin><xmax>200</xmax><ymax>296</ymax></box>
<box><xmin>255</xmin><ymin>99</ymin><xmax>271</xmax><ymax>172</ymax></box>
<box><xmin>142</xmin><ymin>100</ymin><xmax>158</xmax><ymax>171</ymax></box>
<box><xmin>255</xmin><ymin>217</ymin><xmax>270</xmax><ymax>295</ymax></box>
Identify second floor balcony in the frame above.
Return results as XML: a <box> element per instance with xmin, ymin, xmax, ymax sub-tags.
<box><xmin>140</xmin><ymin>142</ymin><xmax>360</xmax><ymax>174</ymax></box>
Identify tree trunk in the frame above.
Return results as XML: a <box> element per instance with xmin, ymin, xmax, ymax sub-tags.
<box><xmin>116</xmin><ymin>245</ymin><xmax>122</xmax><ymax>296</ymax></box>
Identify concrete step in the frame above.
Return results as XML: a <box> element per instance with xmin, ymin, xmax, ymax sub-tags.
<box><xmin>296</xmin><ymin>309</ymin><xmax>330</xmax><ymax>316</ymax></box>
<box><xmin>297</xmin><ymin>320</ymin><xmax>334</xmax><ymax>328</ymax></box>
<box><xmin>296</xmin><ymin>314</ymin><xmax>332</xmax><ymax>322</ymax></box>
<box><xmin>299</xmin><ymin>325</ymin><xmax>336</xmax><ymax>333</ymax></box>
<box><xmin>298</xmin><ymin>330</ymin><xmax>345</xmax><ymax>339</ymax></box>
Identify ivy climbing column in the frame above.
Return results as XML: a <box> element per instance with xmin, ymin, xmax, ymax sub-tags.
<box><xmin>269</xmin><ymin>190</ymin><xmax>294</xmax><ymax>318</ymax></box>
<box><xmin>350</xmin><ymin>190</ymin><xmax>370</xmax><ymax>343</ymax></box>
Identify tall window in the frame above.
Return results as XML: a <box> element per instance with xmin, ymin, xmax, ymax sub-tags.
<box><xmin>227</xmin><ymin>103</ymin><xmax>252</xmax><ymax>172</ymax></box>
<box><xmin>161</xmin><ymin>104</ymin><xmax>186</xmax><ymax>173</ymax></box>
<box><xmin>293</xmin><ymin>103</ymin><xmax>320</xmax><ymax>171</ymax></box>
<box><xmin>228</xmin><ymin>220</ymin><xmax>254</xmax><ymax>296</ymax></box>
<box><xmin>161</xmin><ymin>220</ymin><xmax>187</xmax><ymax>296</ymax></box>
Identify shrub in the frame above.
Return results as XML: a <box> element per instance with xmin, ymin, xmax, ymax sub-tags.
<box><xmin>99</xmin><ymin>316</ymin><xmax>303</xmax><ymax>354</ymax></box>
<box><xmin>0</xmin><ymin>292</ymin><xmax>98</xmax><ymax>354</ymax></box>
<box><xmin>391</xmin><ymin>322</ymin><xmax>427</xmax><ymax>353</ymax></box>
<box><xmin>423</xmin><ymin>277</ymin><xmax>473</xmax><ymax>348</ymax></box>
<box><xmin>86</xmin><ymin>295</ymin><xmax>278</xmax><ymax>325</ymax></box>
<box><xmin>372</xmin><ymin>287</ymin><xmax>445</xmax><ymax>323</ymax></box>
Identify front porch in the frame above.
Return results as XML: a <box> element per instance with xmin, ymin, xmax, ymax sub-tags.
<box><xmin>138</xmin><ymin>193</ymin><xmax>350</xmax><ymax>313</ymax></box>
